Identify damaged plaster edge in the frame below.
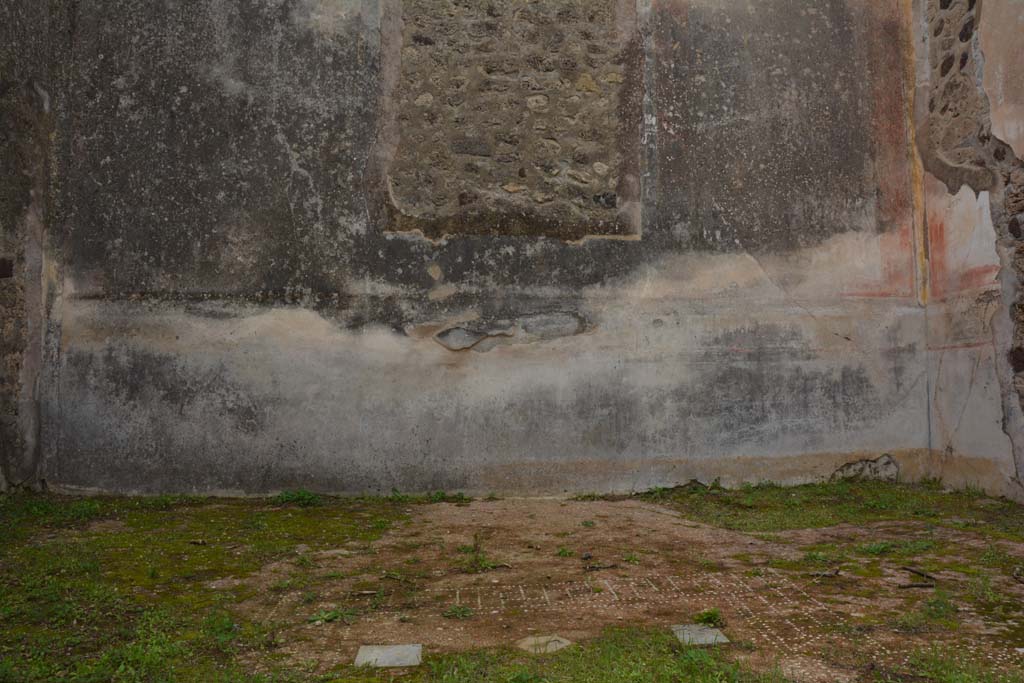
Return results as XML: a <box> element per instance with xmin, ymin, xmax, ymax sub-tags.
<box><xmin>430</xmin><ymin>310</ymin><xmax>590</xmax><ymax>352</ymax></box>
<box><xmin>601</xmin><ymin>449</ymin><xmax>1017</xmax><ymax>500</ymax></box>
<box><xmin>7</xmin><ymin>77</ymin><xmax>56</xmax><ymax>492</ymax></box>
<box><xmin>563</xmin><ymin>231</ymin><xmax>642</xmax><ymax>246</ymax></box>
<box><xmin>906</xmin><ymin>0</ymin><xmax>933</xmax><ymax>465</ymax></box>
<box><xmin>37</xmin><ymin>215</ymin><xmax>65</xmax><ymax>494</ymax></box>
<box><xmin>16</xmin><ymin>193</ymin><xmax>45</xmax><ymax>488</ymax></box>
<box><xmin>378</xmin><ymin>225</ymin><xmax>644</xmax><ymax>248</ymax></box>
<box><xmin>47</xmin><ymin>483</ymin><xmax>261</xmax><ymax>499</ymax></box>
<box><xmin>974</xmin><ymin>0</ymin><xmax>1024</xmax><ymax>494</ymax></box>
<box><xmin>904</xmin><ymin>0</ymin><xmax>930</xmax><ymax>308</ymax></box>
<box><xmin>433</xmin><ymin>325</ymin><xmax>516</xmax><ymax>352</ymax></box>
<box><xmin>638</xmin><ymin>0</ymin><xmax>658</xmax><ymax>240</ymax></box>
<box><xmin>992</xmin><ymin>238</ymin><xmax>1024</xmax><ymax>491</ymax></box>
<box><xmin>363</xmin><ymin>0</ymin><xmax>401</xmax><ymax>235</ymax></box>
<box><xmin>914</xmin><ymin>0</ymin><xmax>1024</xmax><ymax>495</ymax></box>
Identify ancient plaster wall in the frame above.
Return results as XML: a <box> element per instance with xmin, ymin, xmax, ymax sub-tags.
<box><xmin>2</xmin><ymin>0</ymin><xmax>1021</xmax><ymax>497</ymax></box>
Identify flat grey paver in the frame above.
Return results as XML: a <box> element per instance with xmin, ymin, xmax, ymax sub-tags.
<box><xmin>672</xmin><ymin>624</ymin><xmax>729</xmax><ymax>646</ymax></box>
<box><xmin>517</xmin><ymin>635</ymin><xmax>573</xmax><ymax>654</ymax></box>
<box><xmin>354</xmin><ymin>644</ymin><xmax>423</xmax><ymax>667</ymax></box>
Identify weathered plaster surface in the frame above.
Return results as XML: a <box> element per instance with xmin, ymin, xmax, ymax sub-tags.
<box><xmin>924</xmin><ymin>179</ymin><xmax>1013</xmax><ymax>479</ymax></box>
<box><xmin>53</xmin><ymin>270</ymin><xmax>931</xmax><ymax>494</ymax></box>
<box><xmin>1</xmin><ymin>0</ymin><xmax>1021</xmax><ymax>497</ymax></box>
<box><xmin>650</xmin><ymin>0</ymin><xmax>911</xmax><ymax>253</ymax></box>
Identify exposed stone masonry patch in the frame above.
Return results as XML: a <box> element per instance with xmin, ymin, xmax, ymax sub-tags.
<box><xmin>383</xmin><ymin>0</ymin><xmax>641</xmax><ymax>240</ymax></box>
<box><xmin>919</xmin><ymin>0</ymin><xmax>1012</xmax><ymax>193</ymax></box>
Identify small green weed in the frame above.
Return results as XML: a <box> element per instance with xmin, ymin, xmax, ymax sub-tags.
<box><xmin>428</xmin><ymin>491</ymin><xmax>473</xmax><ymax>505</ymax></box>
<box><xmin>201</xmin><ymin>610</ymin><xmax>238</xmax><ymax>650</ymax></box>
<box><xmin>694</xmin><ymin>608</ymin><xmax>725</xmax><ymax>628</ymax></box>
<box><xmin>461</xmin><ymin>553</ymin><xmax>498</xmax><ymax>573</ymax></box>
<box><xmin>969</xmin><ymin>575</ymin><xmax>999</xmax><ymax>604</ymax></box>
<box><xmin>802</xmin><ymin>551</ymin><xmax>830</xmax><ymax>565</ymax></box>
<box><xmin>308</xmin><ymin>608</ymin><xmax>359</xmax><ymax>624</ymax></box>
<box><xmin>895</xmin><ymin>591</ymin><xmax>958</xmax><ymax>633</ymax></box>
<box><xmin>856</xmin><ymin>539</ymin><xmax>936</xmax><ymax>558</ymax></box>
<box><xmin>274</xmin><ymin>489</ymin><xmax>322</xmax><ymax>507</ymax></box>
<box><xmin>857</xmin><ymin>541</ymin><xmax>896</xmax><ymax>556</ymax></box>
<box><xmin>442</xmin><ymin>605</ymin><xmax>474</xmax><ymax>620</ymax></box>
<box><xmin>980</xmin><ymin>545</ymin><xmax>1012</xmax><ymax>568</ymax></box>
<box><xmin>456</xmin><ymin>533</ymin><xmax>500</xmax><ymax>573</ymax></box>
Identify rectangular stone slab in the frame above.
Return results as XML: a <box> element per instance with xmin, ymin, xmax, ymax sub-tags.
<box><xmin>517</xmin><ymin>635</ymin><xmax>573</xmax><ymax>654</ymax></box>
<box><xmin>354</xmin><ymin>644</ymin><xmax>423</xmax><ymax>668</ymax></box>
<box><xmin>672</xmin><ymin>624</ymin><xmax>729</xmax><ymax>646</ymax></box>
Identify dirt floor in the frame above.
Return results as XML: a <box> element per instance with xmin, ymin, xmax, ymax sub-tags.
<box><xmin>228</xmin><ymin>497</ymin><xmax>1024</xmax><ymax>682</ymax></box>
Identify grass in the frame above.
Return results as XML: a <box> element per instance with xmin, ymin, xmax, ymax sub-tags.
<box><xmin>856</xmin><ymin>539</ymin><xmax>937</xmax><ymax>557</ymax></box>
<box><xmin>427</xmin><ymin>491</ymin><xmax>473</xmax><ymax>506</ymax></box>
<box><xmin>894</xmin><ymin>592</ymin><xmax>958</xmax><ymax>633</ymax></box>
<box><xmin>275</xmin><ymin>489</ymin><xmax>323</xmax><ymax>507</ymax></box>
<box><xmin>801</xmin><ymin>549</ymin><xmax>835</xmax><ymax>566</ymax></box>
<box><xmin>979</xmin><ymin>545</ymin><xmax>1013</xmax><ymax>568</ymax></box>
<box><xmin>0</xmin><ymin>491</ymin><xmax>409</xmax><ymax>682</ymax></box>
<box><xmin>873</xmin><ymin>647</ymin><xmax>1024</xmax><ymax>682</ymax></box>
<box><xmin>639</xmin><ymin>480</ymin><xmax>1024</xmax><ymax>539</ymax></box>
<box><xmin>337</xmin><ymin>627</ymin><xmax>787</xmax><ymax>682</ymax></box>
<box><xmin>3</xmin><ymin>482</ymin><xmax>1023</xmax><ymax>682</ymax></box>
